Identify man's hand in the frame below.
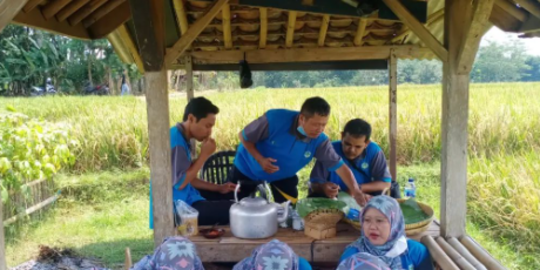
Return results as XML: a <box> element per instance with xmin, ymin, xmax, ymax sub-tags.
<box><xmin>257</xmin><ymin>157</ymin><xmax>279</xmax><ymax>174</ymax></box>
<box><xmin>322</xmin><ymin>182</ymin><xmax>340</xmax><ymax>199</ymax></box>
<box><xmin>200</xmin><ymin>138</ymin><xmax>216</xmax><ymax>158</ymax></box>
<box><xmin>351</xmin><ymin>188</ymin><xmax>367</xmax><ymax>207</ymax></box>
<box><xmin>218</xmin><ymin>182</ymin><xmax>237</xmax><ymax>194</ymax></box>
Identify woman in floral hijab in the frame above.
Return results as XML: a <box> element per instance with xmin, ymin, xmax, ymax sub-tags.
<box><xmin>337</xmin><ymin>252</ymin><xmax>390</xmax><ymax>270</ymax></box>
<box><xmin>339</xmin><ymin>196</ymin><xmax>433</xmax><ymax>270</ymax></box>
<box><xmin>132</xmin><ymin>236</ymin><xmax>204</xmax><ymax>270</ymax></box>
<box><xmin>233</xmin><ymin>240</ymin><xmax>312</xmax><ymax>270</ymax></box>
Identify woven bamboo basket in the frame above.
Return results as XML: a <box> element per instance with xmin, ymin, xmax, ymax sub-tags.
<box><xmin>397</xmin><ymin>199</ymin><xmax>434</xmax><ymax>230</ymax></box>
<box><xmin>304</xmin><ymin>209</ymin><xmax>344</xmax><ymax>239</ymax></box>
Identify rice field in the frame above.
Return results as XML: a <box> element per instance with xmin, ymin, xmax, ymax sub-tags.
<box><xmin>1</xmin><ymin>82</ymin><xmax>540</xmax><ymax>268</ymax></box>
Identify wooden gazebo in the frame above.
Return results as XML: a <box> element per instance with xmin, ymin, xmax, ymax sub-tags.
<box><xmin>1</xmin><ymin>0</ymin><xmax>540</xmax><ymax>268</ymax></box>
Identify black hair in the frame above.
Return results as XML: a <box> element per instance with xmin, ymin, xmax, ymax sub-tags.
<box><xmin>343</xmin><ymin>118</ymin><xmax>371</xmax><ymax>141</ymax></box>
<box><xmin>183</xmin><ymin>97</ymin><xmax>219</xmax><ymax>122</ymax></box>
<box><xmin>300</xmin><ymin>97</ymin><xmax>331</xmax><ymax>118</ymax></box>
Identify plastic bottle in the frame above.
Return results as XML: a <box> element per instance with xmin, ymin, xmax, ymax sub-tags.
<box><xmin>404</xmin><ymin>178</ymin><xmax>417</xmax><ymax>199</ymax></box>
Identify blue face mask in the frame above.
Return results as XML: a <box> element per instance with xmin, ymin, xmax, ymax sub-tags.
<box><xmin>297</xmin><ymin>125</ymin><xmax>307</xmax><ymax>136</ymax></box>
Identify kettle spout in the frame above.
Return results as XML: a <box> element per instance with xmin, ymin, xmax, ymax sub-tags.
<box><xmin>277</xmin><ymin>201</ymin><xmax>291</xmax><ymax>223</ymax></box>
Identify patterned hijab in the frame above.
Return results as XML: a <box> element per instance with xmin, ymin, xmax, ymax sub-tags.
<box><xmin>233</xmin><ymin>240</ymin><xmax>299</xmax><ymax>270</ymax></box>
<box><xmin>337</xmin><ymin>252</ymin><xmax>390</xmax><ymax>270</ymax></box>
<box><xmin>131</xmin><ymin>236</ymin><xmax>205</xmax><ymax>270</ymax></box>
<box><xmin>348</xmin><ymin>196</ymin><xmax>407</xmax><ymax>269</ymax></box>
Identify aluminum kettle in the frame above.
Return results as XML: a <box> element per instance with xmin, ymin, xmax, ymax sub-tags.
<box><xmin>229</xmin><ymin>182</ymin><xmax>290</xmax><ymax>239</ymax></box>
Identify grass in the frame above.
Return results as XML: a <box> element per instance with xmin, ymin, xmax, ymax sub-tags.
<box><xmin>2</xmin><ymin>83</ymin><xmax>540</xmax><ymax>269</ymax></box>
<box><xmin>5</xmin><ymin>164</ymin><xmax>536</xmax><ymax>270</ymax></box>
<box><xmin>5</xmin><ymin>169</ymin><xmax>154</xmax><ymax>269</ymax></box>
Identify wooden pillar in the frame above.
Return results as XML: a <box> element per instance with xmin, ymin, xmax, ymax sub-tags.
<box><xmin>145</xmin><ymin>70</ymin><xmax>174</xmax><ymax>246</ymax></box>
<box><xmin>388</xmin><ymin>50</ymin><xmax>398</xmax><ymax>181</ymax></box>
<box><xmin>185</xmin><ymin>55</ymin><xmax>194</xmax><ymax>100</ymax></box>
<box><xmin>129</xmin><ymin>0</ymin><xmax>174</xmax><ymax>247</ymax></box>
<box><xmin>441</xmin><ymin>0</ymin><xmax>468</xmax><ymax>238</ymax></box>
<box><xmin>440</xmin><ymin>0</ymin><xmax>495</xmax><ymax>238</ymax></box>
<box><xmin>185</xmin><ymin>55</ymin><xmax>197</xmax><ymax>158</ymax></box>
<box><xmin>0</xmin><ymin>191</ymin><xmax>6</xmax><ymax>270</ymax></box>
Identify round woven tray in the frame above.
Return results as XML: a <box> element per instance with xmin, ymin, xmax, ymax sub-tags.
<box><xmin>405</xmin><ymin>221</ymin><xmax>431</xmax><ymax>236</ymax></box>
<box><xmin>305</xmin><ymin>208</ymin><xmax>344</xmax><ymax>225</ymax></box>
<box><xmin>343</xmin><ymin>199</ymin><xmax>434</xmax><ymax>231</ymax></box>
<box><xmin>397</xmin><ymin>199</ymin><xmax>434</xmax><ymax>230</ymax></box>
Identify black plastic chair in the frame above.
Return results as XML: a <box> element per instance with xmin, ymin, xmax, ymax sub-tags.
<box><xmin>200</xmin><ymin>150</ymin><xmax>236</xmax><ymax>185</ymax></box>
<box><xmin>200</xmin><ymin>150</ymin><xmax>268</xmax><ymax>199</ymax></box>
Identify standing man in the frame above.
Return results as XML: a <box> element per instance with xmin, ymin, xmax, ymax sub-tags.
<box><xmin>228</xmin><ymin>97</ymin><xmax>367</xmax><ymax>206</ymax></box>
<box><xmin>149</xmin><ymin>97</ymin><xmax>237</xmax><ymax>229</ymax></box>
<box><xmin>309</xmin><ymin>118</ymin><xmax>392</xmax><ymax>199</ymax></box>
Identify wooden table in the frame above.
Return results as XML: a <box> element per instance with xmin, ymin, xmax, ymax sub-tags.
<box><xmin>188</xmin><ymin>221</ymin><xmax>441</xmax><ymax>263</ymax></box>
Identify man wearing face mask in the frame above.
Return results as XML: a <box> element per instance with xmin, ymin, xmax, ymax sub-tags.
<box><xmin>228</xmin><ymin>97</ymin><xmax>367</xmax><ymax>206</ymax></box>
<box><xmin>309</xmin><ymin>118</ymin><xmax>392</xmax><ymax>199</ymax></box>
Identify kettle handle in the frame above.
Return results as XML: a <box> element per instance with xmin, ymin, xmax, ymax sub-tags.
<box><xmin>234</xmin><ymin>181</ymin><xmax>241</xmax><ymax>203</ymax></box>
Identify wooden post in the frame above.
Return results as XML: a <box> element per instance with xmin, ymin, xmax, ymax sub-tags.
<box><xmin>129</xmin><ymin>0</ymin><xmax>174</xmax><ymax>247</ymax></box>
<box><xmin>441</xmin><ymin>0</ymin><xmax>468</xmax><ymax>238</ymax></box>
<box><xmin>0</xmin><ymin>190</ymin><xmax>6</xmax><ymax>270</ymax></box>
<box><xmin>145</xmin><ymin>70</ymin><xmax>174</xmax><ymax>246</ymax></box>
<box><xmin>388</xmin><ymin>50</ymin><xmax>397</xmax><ymax>181</ymax></box>
<box><xmin>185</xmin><ymin>55</ymin><xmax>197</xmax><ymax>158</ymax></box>
<box><xmin>441</xmin><ymin>0</ymin><xmax>494</xmax><ymax>238</ymax></box>
<box><xmin>185</xmin><ymin>55</ymin><xmax>194</xmax><ymax>100</ymax></box>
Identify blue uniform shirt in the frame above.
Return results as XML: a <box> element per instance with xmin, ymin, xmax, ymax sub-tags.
<box><xmin>340</xmin><ymin>239</ymin><xmax>434</xmax><ymax>270</ymax></box>
<box><xmin>310</xmin><ymin>141</ymin><xmax>392</xmax><ymax>191</ymax></box>
<box><xmin>234</xmin><ymin>109</ymin><xmax>344</xmax><ymax>182</ymax></box>
<box><xmin>149</xmin><ymin>124</ymin><xmax>205</xmax><ymax>229</ymax></box>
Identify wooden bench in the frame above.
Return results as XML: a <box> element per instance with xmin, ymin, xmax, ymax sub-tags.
<box><xmin>125</xmin><ymin>221</ymin><xmax>506</xmax><ymax>269</ymax></box>
<box><xmin>187</xmin><ymin>222</ymin><xmax>439</xmax><ymax>263</ymax></box>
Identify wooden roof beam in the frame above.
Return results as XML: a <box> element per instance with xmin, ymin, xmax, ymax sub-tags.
<box><xmin>165</xmin><ymin>0</ymin><xmax>229</xmax><ymax>66</ymax></box>
<box><xmin>1</xmin><ymin>0</ymin><xmax>29</xmax><ymax>32</ymax></box>
<box><xmin>68</xmin><ymin>0</ymin><xmax>108</xmax><ymax>26</ymax></box>
<box><xmin>23</xmin><ymin>0</ymin><xmax>44</xmax><ymax>13</ymax></box>
<box><xmin>457</xmin><ymin>0</ymin><xmax>495</xmax><ymax>74</ymax></box>
<box><xmin>83</xmin><ymin>0</ymin><xmax>126</xmax><ymax>28</ymax></box>
<box><xmin>117</xmin><ymin>24</ymin><xmax>144</xmax><ymax>72</ymax></box>
<box><xmin>42</xmin><ymin>0</ymin><xmax>71</xmax><ymax>20</ymax></box>
<box><xmin>353</xmin><ymin>19</ymin><xmax>367</xmax><ymax>46</ymax></box>
<box><xmin>259</xmin><ymin>8</ymin><xmax>268</xmax><ymax>48</ymax></box>
<box><xmin>189</xmin><ymin>46</ymin><xmax>434</xmax><ymax>63</ymax></box>
<box><xmin>286</xmin><ymin>11</ymin><xmax>297</xmax><ymax>48</ymax></box>
<box><xmin>381</xmin><ymin>0</ymin><xmax>448</xmax><ymax>61</ymax></box>
<box><xmin>318</xmin><ymin>15</ymin><xmax>330</xmax><ymax>46</ymax></box>
<box><xmin>56</xmin><ymin>0</ymin><xmax>91</xmax><ymax>22</ymax></box>
<box><xmin>519</xmin><ymin>13</ymin><xmax>540</xmax><ymax>32</ymax></box>
<box><xmin>392</xmin><ymin>8</ymin><xmax>444</xmax><ymax>43</ymax></box>
<box><xmin>495</xmin><ymin>0</ymin><xmax>528</xmax><ymax>22</ymax></box>
<box><xmin>513</xmin><ymin>0</ymin><xmax>540</xmax><ymax>19</ymax></box>
<box><xmin>87</xmin><ymin>1</ymin><xmax>130</xmax><ymax>39</ymax></box>
<box><xmin>222</xmin><ymin>3</ymin><xmax>233</xmax><ymax>49</ymax></box>
<box><xmin>107</xmin><ymin>31</ymin><xmax>131</xmax><ymax>64</ymax></box>
<box><xmin>172</xmin><ymin>0</ymin><xmax>189</xmax><ymax>35</ymax></box>
<box><xmin>13</xmin><ymin>6</ymin><xmax>90</xmax><ymax>39</ymax></box>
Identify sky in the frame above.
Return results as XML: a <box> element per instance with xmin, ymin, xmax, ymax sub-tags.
<box><xmin>481</xmin><ymin>26</ymin><xmax>540</xmax><ymax>56</ymax></box>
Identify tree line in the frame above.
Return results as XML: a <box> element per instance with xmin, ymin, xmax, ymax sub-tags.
<box><xmin>1</xmin><ymin>24</ymin><xmax>539</xmax><ymax>96</ymax></box>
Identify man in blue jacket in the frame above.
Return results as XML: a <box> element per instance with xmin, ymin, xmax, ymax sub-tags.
<box><xmin>228</xmin><ymin>97</ymin><xmax>367</xmax><ymax>206</ymax></box>
<box><xmin>309</xmin><ymin>118</ymin><xmax>392</xmax><ymax>199</ymax></box>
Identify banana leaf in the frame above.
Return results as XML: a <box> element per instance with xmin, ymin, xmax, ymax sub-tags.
<box><xmin>400</xmin><ymin>198</ymin><xmax>430</xmax><ymax>224</ymax></box>
<box><xmin>297</xmin><ymin>197</ymin><xmax>348</xmax><ymax>218</ymax></box>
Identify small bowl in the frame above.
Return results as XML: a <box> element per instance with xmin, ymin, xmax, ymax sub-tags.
<box><xmin>200</xmin><ymin>228</ymin><xmax>225</xmax><ymax>239</ymax></box>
